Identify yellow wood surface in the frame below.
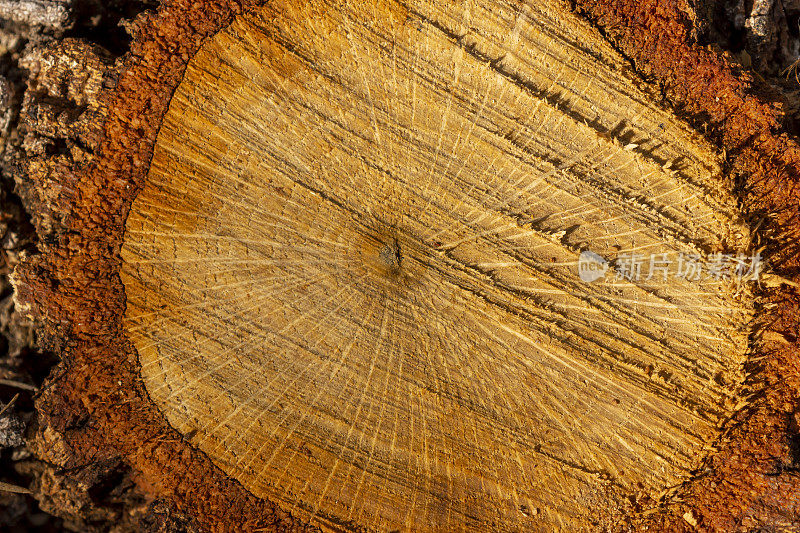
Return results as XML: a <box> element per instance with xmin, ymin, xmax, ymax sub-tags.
<box><xmin>121</xmin><ymin>0</ymin><xmax>752</xmax><ymax>530</ymax></box>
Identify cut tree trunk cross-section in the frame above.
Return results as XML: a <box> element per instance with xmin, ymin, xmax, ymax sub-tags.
<box><xmin>117</xmin><ymin>1</ymin><xmax>753</xmax><ymax>530</ymax></box>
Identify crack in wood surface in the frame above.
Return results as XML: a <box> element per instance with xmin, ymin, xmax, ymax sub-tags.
<box><xmin>120</xmin><ymin>0</ymin><xmax>753</xmax><ymax>530</ymax></box>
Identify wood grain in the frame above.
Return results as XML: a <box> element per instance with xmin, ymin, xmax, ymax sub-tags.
<box><xmin>120</xmin><ymin>0</ymin><xmax>753</xmax><ymax>530</ymax></box>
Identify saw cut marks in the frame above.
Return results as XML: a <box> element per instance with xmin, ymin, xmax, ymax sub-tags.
<box><xmin>120</xmin><ymin>0</ymin><xmax>753</xmax><ymax>530</ymax></box>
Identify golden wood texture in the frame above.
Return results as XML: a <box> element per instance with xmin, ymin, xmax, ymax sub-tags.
<box><xmin>121</xmin><ymin>0</ymin><xmax>752</xmax><ymax>530</ymax></box>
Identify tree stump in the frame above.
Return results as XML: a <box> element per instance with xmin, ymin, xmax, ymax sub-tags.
<box><xmin>10</xmin><ymin>0</ymin><xmax>800</xmax><ymax>531</ymax></box>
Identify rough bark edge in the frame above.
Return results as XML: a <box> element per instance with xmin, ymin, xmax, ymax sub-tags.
<box><xmin>8</xmin><ymin>0</ymin><xmax>799</xmax><ymax>531</ymax></box>
<box><xmin>571</xmin><ymin>0</ymin><xmax>800</xmax><ymax>530</ymax></box>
